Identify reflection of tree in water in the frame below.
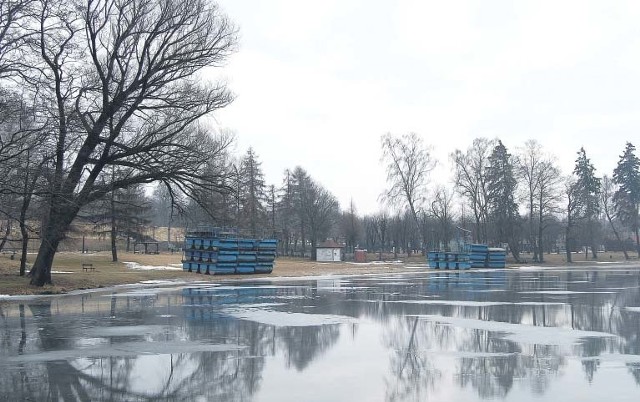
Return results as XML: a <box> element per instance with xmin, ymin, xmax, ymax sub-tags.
<box><xmin>278</xmin><ymin>325</ymin><xmax>341</xmax><ymax>371</ymax></box>
<box><xmin>0</xmin><ymin>299</ymin><xmax>270</xmax><ymax>401</ymax></box>
<box><xmin>456</xmin><ymin>331</ymin><xmax>524</xmax><ymax>399</ymax></box>
<box><xmin>0</xmin><ymin>291</ymin><xmax>347</xmax><ymax>401</ymax></box>
<box><xmin>379</xmin><ymin>303</ymin><xmax>570</xmax><ymax>401</ymax></box>
<box><xmin>383</xmin><ymin>316</ymin><xmax>442</xmax><ymax>402</ymax></box>
<box><xmin>3</xmin><ymin>269</ymin><xmax>640</xmax><ymax>400</ymax></box>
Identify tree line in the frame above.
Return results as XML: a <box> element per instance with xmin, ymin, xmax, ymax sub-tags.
<box><xmin>1</xmin><ymin>1</ymin><xmax>639</xmax><ymax>288</ymax></box>
<box><xmin>376</xmin><ymin>134</ymin><xmax>640</xmax><ymax>264</ymax></box>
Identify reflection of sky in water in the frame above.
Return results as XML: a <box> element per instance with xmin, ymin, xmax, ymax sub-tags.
<box><xmin>1</xmin><ymin>266</ymin><xmax>640</xmax><ymax>401</ymax></box>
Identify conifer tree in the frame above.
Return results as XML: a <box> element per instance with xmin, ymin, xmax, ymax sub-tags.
<box><xmin>486</xmin><ymin>140</ymin><xmax>520</xmax><ymax>260</ymax></box>
<box><xmin>613</xmin><ymin>142</ymin><xmax>640</xmax><ymax>257</ymax></box>
<box><xmin>573</xmin><ymin>147</ymin><xmax>601</xmax><ymax>259</ymax></box>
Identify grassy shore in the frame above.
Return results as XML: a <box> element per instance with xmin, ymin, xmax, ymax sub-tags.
<box><xmin>0</xmin><ymin>250</ymin><xmax>637</xmax><ymax>296</ymax></box>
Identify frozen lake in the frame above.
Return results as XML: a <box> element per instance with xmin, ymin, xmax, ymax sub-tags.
<box><xmin>1</xmin><ymin>264</ymin><xmax>640</xmax><ymax>401</ymax></box>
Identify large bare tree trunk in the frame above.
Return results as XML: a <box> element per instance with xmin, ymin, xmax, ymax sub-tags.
<box><xmin>30</xmin><ymin>203</ymin><xmax>76</xmax><ymax>286</ymax></box>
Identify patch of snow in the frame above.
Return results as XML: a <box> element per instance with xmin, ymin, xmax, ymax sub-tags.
<box><xmin>412</xmin><ymin>315</ymin><xmax>616</xmax><ymax>346</ymax></box>
<box><xmin>580</xmin><ymin>354</ymin><xmax>640</xmax><ymax>364</ymax></box>
<box><xmin>520</xmin><ymin>290</ymin><xmax>616</xmax><ymax>295</ymax></box>
<box><xmin>381</xmin><ymin>300</ymin><xmax>506</xmax><ymax>307</ymax></box>
<box><xmin>225</xmin><ymin>309</ymin><xmax>356</xmax><ymax>327</ymax></box>
<box><xmin>4</xmin><ymin>341</ymin><xmax>245</xmax><ymax>363</ymax></box>
<box><xmin>51</xmin><ymin>271</ymin><xmax>73</xmax><ymax>274</ymax></box>
<box><xmin>226</xmin><ymin>303</ymin><xmax>286</xmax><ymax>309</ymax></box>
<box><xmin>362</xmin><ymin>300</ymin><xmax>564</xmax><ymax>307</ymax></box>
<box><xmin>85</xmin><ymin>325</ymin><xmax>168</xmax><ymax>337</ymax></box>
<box><xmin>415</xmin><ymin>350</ymin><xmax>520</xmax><ymax>359</ymax></box>
<box><xmin>123</xmin><ymin>261</ymin><xmax>182</xmax><ymax>271</ymax></box>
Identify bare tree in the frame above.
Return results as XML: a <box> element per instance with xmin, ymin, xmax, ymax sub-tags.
<box><xmin>381</xmin><ymin>132</ymin><xmax>436</xmax><ymax>251</ymax></box>
<box><xmin>299</xmin><ymin>178</ymin><xmax>339</xmax><ymax>260</ymax></box>
<box><xmin>452</xmin><ymin>138</ymin><xmax>493</xmax><ymax>243</ymax></box>
<box><xmin>517</xmin><ymin>140</ymin><xmax>561</xmax><ymax>262</ymax></box>
<box><xmin>22</xmin><ymin>0</ymin><xmax>237</xmax><ymax>285</ymax></box>
<box><xmin>341</xmin><ymin>199</ymin><xmax>360</xmax><ymax>254</ymax></box>
<box><xmin>0</xmin><ymin>0</ymin><xmax>35</xmax><ymax>78</ymax></box>
<box><xmin>430</xmin><ymin>186</ymin><xmax>455</xmax><ymax>251</ymax></box>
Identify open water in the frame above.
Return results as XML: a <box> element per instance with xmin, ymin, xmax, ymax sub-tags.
<box><xmin>1</xmin><ymin>263</ymin><xmax>640</xmax><ymax>401</ymax></box>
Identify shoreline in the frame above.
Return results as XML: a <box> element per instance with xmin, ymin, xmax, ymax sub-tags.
<box><xmin>1</xmin><ymin>251</ymin><xmax>639</xmax><ymax>298</ymax></box>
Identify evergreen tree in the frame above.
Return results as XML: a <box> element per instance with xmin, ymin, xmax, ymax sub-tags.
<box><xmin>238</xmin><ymin>148</ymin><xmax>267</xmax><ymax>236</ymax></box>
<box><xmin>613</xmin><ymin>142</ymin><xmax>640</xmax><ymax>257</ymax></box>
<box><xmin>277</xmin><ymin>169</ymin><xmax>296</xmax><ymax>256</ymax></box>
<box><xmin>573</xmin><ymin>147</ymin><xmax>601</xmax><ymax>259</ymax></box>
<box><xmin>486</xmin><ymin>140</ymin><xmax>520</xmax><ymax>260</ymax></box>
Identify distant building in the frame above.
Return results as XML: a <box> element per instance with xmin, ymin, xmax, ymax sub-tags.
<box><xmin>316</xmin><ymin>240</ymin><xmax>343</xmax><ymax>262</ymax></box>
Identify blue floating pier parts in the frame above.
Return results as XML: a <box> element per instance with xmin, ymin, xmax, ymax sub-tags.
<box><xmin>487</xmin><ymin>247</ymin><xmax>507</xmax><ymax>268</ymax></box>
<box><xmin>427</xmin><ymin>251</ymin><xmax>471</xmax><ymax>270</ymax></box>
<box><xmin>427</xmin><ymin>243</ymin><xmax>507</xmax><ymax>269</ymax></box>
<box><xmin>182</xmin><ymin>227</ymin><xmax>277</xmax><ymax>275</ymax></box>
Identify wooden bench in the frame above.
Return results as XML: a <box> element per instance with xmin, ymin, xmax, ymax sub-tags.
<box><xmin>82</xmin><ymin>263</ymin><xmax>95</xmax><ymax>272</ymax></box>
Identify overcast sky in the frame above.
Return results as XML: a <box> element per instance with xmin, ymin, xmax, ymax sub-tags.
<box><xmin>211</xmin><ymin>0</ymin><xmax>640</xmax><ymax>214</ymax></box>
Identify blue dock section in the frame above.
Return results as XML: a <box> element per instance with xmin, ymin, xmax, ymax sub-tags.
<box><xmin>427</xmin><ymin>244</ymin><xmax>506</xmax><ymax>269</ymax></box>
<box><xmin>182</xmin><ymin>227</ymin><xmax>277</xmax><ymax>275</ymax></box>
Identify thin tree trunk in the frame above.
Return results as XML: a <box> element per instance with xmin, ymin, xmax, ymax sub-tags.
<box><xmin>565</xmin><ymin>224</ymin><xmax>573</xmax><ymax>263</ymax></box>
<box><xmin>537</xmin><ymin>196</ymin><xmax>544</xmax><ymax>262</ymax></box>
<box><xmin>0</xmin><ymin>219</ymin><xmax>11</xmax><ymax>253</ymax></box>
<box><xmin>635</xmin><ymin>226</ymin><xmax>639</xmax><ymax>259</ymax></box>
<box><xmin>110</xmin><ymin>178</ymin><xmax>118</xmax><ymax>262</ymax></box>
<box><xmin>110</xmin><ymin>214</ymin><xmax>117</xmax><ymax>262</ymax></box>
<box><xmin>19</xmin><ymin>222</ymin><xmax>29</xmax><ymax>277</ymax></box>
<box><xmin>589</xmin><ymin>218</ymin><xmax>597</xmax><ymax>259</ymax></box>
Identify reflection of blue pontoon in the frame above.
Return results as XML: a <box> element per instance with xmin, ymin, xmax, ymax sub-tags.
<box><xmin>182</xmin><ymin>286</ymin><xmax>284</xmax><ymax>321</ymax></box>
<box><xmin>182</xmin><ymin>227</ymin><xmax>277</xmax><ymax>275</ymax></box>
<box><xmin>427</xmin><ymin>270</ymin><xmax>507</xmax><ymax>292</ymax></box>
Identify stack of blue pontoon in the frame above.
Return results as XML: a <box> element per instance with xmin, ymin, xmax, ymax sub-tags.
<box><xmin>487</xmin><ymin>248</ymin><xmax>507</xmax><ymax>268</ymax></box>
<box><xmin>427</xmin><ymin>251</ymin><xmax>471</xmax><ymax>269</ymax></box>
<box><xmin>182</xmin><ymin>228</ymin><xmax>277</xmax><ymax>275</ymax></box>
<box><xmin>469</xmin><ymin>244</ymin><xmax>489</xmax><ymax>268</ymax></box>
<box><xmin>427</xmin><ymin>243</ymin><xmax>506</xmax><ymax>269</ymax></box>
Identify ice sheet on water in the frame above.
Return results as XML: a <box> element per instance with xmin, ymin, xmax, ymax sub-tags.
<box><xmin>379</xmin><ymin>300</ymin><xmax>507</xmax><ymax>307</ymax></box>
<box><xmin>415</xmin><ymin>350</ymin><xmax>520</xmax><ymax>359</ymax></box>
<box><xmin>580</xmin><ymin>353</ymin><xmax>640</xmax><ymax>364</ymax></box>
<box><xmin>3</xmin><ymin>341</ymin><xmax>245</xmax><ymax>363</ymax></box>
<box><xmin>209</xmin><ymin>285</ymin><xmax>305</xmax><ymax>291</ymax></box>
<box><xmin>85</xmin><ymin>325</ymin><xmax>168</xmax><ymax>337</ymax></box>
<box><xmin>225</xmin><ymin>303</ymin><xmax>286</xmax><ymax>309</ymax></box>
<box><xmin>363</xmin><ymin>300</ymin><xmax>564</xmax><ymax>307</ymax></box>
<box><xmin>225</xmin><ymin>309</ymin><xmax>356</xmax><ymax>327</ymax></box>
<box><xmin>520</xmin><ymin>290</ymin><xmax>616</xmax><ymax>295</ymax></box>
<box><xmin>412</xmin><ymin>315</ymin><xmax>616</xmax><ymax>346</ymax></box>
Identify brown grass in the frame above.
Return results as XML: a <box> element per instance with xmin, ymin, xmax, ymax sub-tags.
<box><xmin>1</xmin><ymin>250</ymin><xmax>637</xmax><ymax>296</ymax></box>
<box><xmin>0</xmin><ymin>252</ymin><xmax>423</xmax><ymax>296</ymax></box>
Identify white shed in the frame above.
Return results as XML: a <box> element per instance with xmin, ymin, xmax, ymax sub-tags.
<box><xmin>316</xmin><ymin>240</ymin><xmax>343</xmax><ymax>262</ymax></box>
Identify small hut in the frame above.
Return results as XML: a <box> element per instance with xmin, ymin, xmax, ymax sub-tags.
<box><xmin>316</xmin><ymin>240</ymin><xmax>343</xmax><ymax>262</ymax></box>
